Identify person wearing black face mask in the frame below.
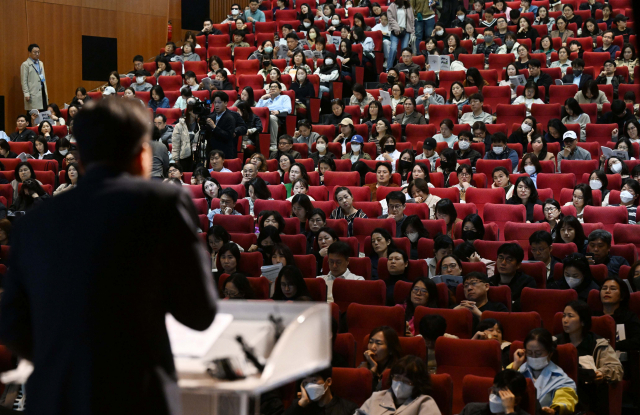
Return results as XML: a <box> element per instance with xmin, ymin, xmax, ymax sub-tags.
<box><xmin>378</xmin><ymin>69</ymin><xmax>400</xmax><ymax>90</ymax></box>
<box><xmin>436</xmin><ymin>148</ymin><xmax>458</xmax><ymax>187</ymax></box>
<box><xmin>397</xmin><ymin>150</ymin><xmax>415</xmax><ymax>186</ymax></box>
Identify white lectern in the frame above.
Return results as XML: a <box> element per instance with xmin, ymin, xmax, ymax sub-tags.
<box><xmin>167</xmin><ymin>301</ymin><xmax>331</xmax><ymax>415</ymax></box>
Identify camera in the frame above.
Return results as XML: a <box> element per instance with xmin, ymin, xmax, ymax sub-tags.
<box><xmin>192</xmin><ymin>99</ymin><xmax>211</xmax><ymax>117</ymax></box>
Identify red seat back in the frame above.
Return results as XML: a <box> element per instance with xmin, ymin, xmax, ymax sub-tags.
<box><xmin>520</xmin><ymin>287</ymin><xmax>578</xmax><ymax>331</ymax></box>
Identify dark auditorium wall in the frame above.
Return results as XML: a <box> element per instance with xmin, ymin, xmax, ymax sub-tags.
<box><xmin>169</xmin><ymin>0</ymin><xmax>251</xmax><ymax>43</ymax></box>
<box><xmin>1</xmin><ymin>0</ymin><xmax>170</xmax><ymax>130</ymax></box>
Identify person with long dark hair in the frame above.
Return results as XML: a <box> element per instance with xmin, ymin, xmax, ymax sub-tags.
<box><xmin>236</xmin><ymin>101</ymin><xmax>262</xmax><ymax>154</ymax></box>
<box><xmin>358</xmin><ymin>326</ymin><xmax>404</xmax><ymax>391</ymax></box>
<box><xmin>10</xmin><ymin>179</ymin><xmax>50</xmax><ymax>212</ymax></box>
<box><xmin>272</xmin><ymin>266</ymin><xmax>312</xmax><ymax>301</ymax></box>
<box><xmin>401</xmin><ymin>277</ymin><xmax>439</xmax><ymax>336</ymax></box>
<box><xmin>595</xmin><ymin>276</ymin><xmax>640</xmax><ymax>352</ymax></box>
<box><xmin>554</xmin><ymin>215</ymin><xmax>588</xmax><ymax>254</ymax></box>
<box><xmin>563</xmin><ymin>183</ymin><xmax>592</xmax><ymax>222</ymax></box>
<box><xmin>556</xmin><ymin>300</ymin><xmax>623</xmax><ymax>414</ymax></box>
<box><xmin>402</xmin><ymin>215</ymin><xmax>431</xmax><ymax>261</ymax></box>
<box><xmin>223</xmin><ymin>273</ymin><xmax>255</xmax><ymax>300</ymax></box>
<box><xmin>547</xmin><ymin>253</ymin><xmax>599</xmax><ymax>301</ymax></box>
<box><xmin>511</xmin><ymin>328</ymin><xmax>578</xmax><ymax>414</ymax></box>
<box><xmin>507</xmin><ymin>176</ymin><xmax>543</xmax><ymax>222</ymax></box>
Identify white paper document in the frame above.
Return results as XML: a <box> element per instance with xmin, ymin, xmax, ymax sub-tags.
<box><xmin>601</xmin><ymin>146</ymin><xmax>629</xmax><ymax>160</ymax></box>
<box><xmin>379</xmin><ymin>90</ymin><xmax>392</xmax><ymax>106</ymax></box>
<box><xmin>166</xmin><ymin>313</ymin><xmax>233</xmax><ymax>358</ymax></box>
<box><xmin>261</xmin><ymin>263</ymin><xmax>283</xmax><ymax>283</ymax></box>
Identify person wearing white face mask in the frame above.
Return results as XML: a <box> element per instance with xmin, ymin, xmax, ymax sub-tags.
<box><xmin>358</xmin><ymin>355</ymin><xmax>440</xmax><ymax>415</ymax></box>
<box><xmin>131</xmin><ymin>70</ymin><xmax>152</xmax><ymax>92</ymax></box>
<box><xmin>415</xmin><ymin>81</ymin><xmax>445</xmax><ymax>119</ymax></box>
<box><xmin>459</xmin><ymin>369</ymin><xmax>531</xmax><ymax>415</ymax></box>
<box><xmin>547</xmin><ymin>253</ymin><xmax>599</xmax><ymax>301</ymax></box>
<box><xmin>518</xmin><ymin>154</ymin><xmax>542</xmax><ymax>188</ymax></box>
<box><xmin>222</xmin><ymin>3</ymin><xmax>246</xmax><ymax>24</ymax></box>
<box><xmin>290</xmin><ymin>67</ymin><xmax>315</xmax><ymax>111</ymax></box>
<box><xmin>610</xmin><ymin>179</ymin><xmax>640</xmax><ymax>225</ymax></box>
<box><xmin>603</xmin><ymin>155</ymin><xmax>630</xmax><ymax>178</ymax></box>
<box><xmin>556</xmin><ymin>300</ymin><xmax>624</xmax><ymax>415</ymax></box>
<box><xmin>587</xmin><ymin>170</ymin><xmax>610</xmax><ymax>206</ymax></box>
<box><xmin>456</xmin><ymin>132</ymin><xmax>482</xmax><ymax>168</ymax></box>
<box><xmin>511</xmin><ymin>328</ymin><xmax>578</xmax><ymax>415</ymax></box>
<box><xmin>287</xmin><ymin>367</ymin><xmax>358</xmax><ymax>415</ymax></box>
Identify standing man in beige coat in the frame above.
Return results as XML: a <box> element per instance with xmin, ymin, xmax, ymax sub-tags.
<box><xmin>21</xmin><ymin>44</ymin><xmax>49</xmax><ymax>111</ymax></box>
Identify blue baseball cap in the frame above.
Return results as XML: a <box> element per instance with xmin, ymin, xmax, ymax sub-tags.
<box><xmin>350</xmin><ymin>135</ymin><xmax>364</xmax><ymax>144</ymax></box>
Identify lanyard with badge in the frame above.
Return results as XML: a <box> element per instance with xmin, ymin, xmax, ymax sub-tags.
<box><xmin>32</xmin><ymin>60</ymin><xmax>45</xmax><ymax>83</ymax></box>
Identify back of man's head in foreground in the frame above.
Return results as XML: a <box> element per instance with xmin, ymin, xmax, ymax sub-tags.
<box><xmin>74</xmin><ymin>99</ymin><xmax>152</xmax><ymax>175</ymax></box>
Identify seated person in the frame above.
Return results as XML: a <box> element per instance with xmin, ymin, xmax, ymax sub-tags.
<box><xmin>394</xmin><ymin>48</ymin><xmax>421</xmax><ymax>74</ymax></box>
<box><xmin>455</xmin><ymin>272</ymin><xmax>509</xmax><ymax>321</ymax></box>
<box><xmin>317</xmin><ymin>241</ymin><xmax>363</xmax><ymax>302</ymax></box>
<box><xmin>483</xmin><ymin>133</ymin><xmax>518</xmax><ymax>172</ymax></box>
<box><xmin>269</xmin><ymin>135</ymin><xmax>301</xmax><ymax>160</ymax></box>
<box><xmin>384</xmin><ymin>248</ymin><xmax>411</xmax><ymax>306</ymax></box>
<box><xmin>456</xmin><ymin>131</ymin><xmax>482</xmax><ymax>167</ymax></box>
<box><xmin>131</xmin><ymin>70</ymin><xmax>153</xmax><ymax>92</ymax></box>
<box><xmin>507</xmin><ymin>176</ymin><xmax>543</xmax><ymax>222</ymax></box>
<box><xmin>475</xmin><ymin>28</ymin><xmax>500</xmax><ymax>64</ymax></box>
<box><xmin>586</xmin><ymin>229</ymin><xmax>629</xmax><ymax>277</ymax></box>
<box><xmin>459</xmin><ymin>93</ymin><xmax>493</xmax><ymax>126</ymax></box>
<box><xmin>547</xmin><ymin>253</ymin><xmax>599</xmax><ymax>301</ymax></box>
<box><xmin>206</xmin><ymin>188</ymin><xmax>242</xmax><ymax>226</ymax></box>
<box><xmin>358</xmin><ymin>326</ymin><xmax>402</xmax><ymax>392</ymax></box>
<box><xmin>594</xmin><ymin>30</ymin><xmax>621</xmax><ymax>60</ymax></box>
<box><xmin>358</xmin><ymin>355</ymin><xmax>440</xmax><ymax>413</ymax></box>
<box><xmin>459</xmin><ymin>370</ymin><xmax>531</xmax><ymax>415</ymax></box>
<box><xmin>9</xmin><ymin>115</ymin><xmax>36</xmax><ymax>142</ymax></box>
<box><xmin>555</xmin><ymin>300</ymin><xmax>624</xmax><ymax>415</ymax></box>
<box><xmin>419</xmin><ymin>315</ymin><xmax>459</xmax><ymax>372</ymax></box>
<box><xmin>378</xmin><ymin>191</ymin><xmax>408</xmax><ymax>236</ymax></box>
<box><xmin>561</xmin><ymin>58</ymin><xmax>593</xmax><ymax>88</ymax></box>
<box><xmin>208</xmin><ymin>150</ymin><xmax>232</xmax><ymax>173</ymax></box>
<box><xmin>286</xmin><ymin>367</ymin><xmax>358</xmax><ymax>415</ymax></box>
<box><xmin>400</xmin><ymin>278</ymin><xmax>439</xmax><ymax>336</ymax></box>
<box><xmin>529</xmin><ymin>230</ymin><xmax>561</xmax><ymax>280</ymax></box>
<box><xmin>489</xmin><ymin>243</ymin><xmax>536</xmax><ymax>311</ymax></box>
<box><xmin>511</xmin><ymin>328</ymin><xmax>578</xmax><ymax>415</ymax></box>
<box><xmin>595</xmin><ymin>276</ymin><xmax>640</xmax><ymax>352</ymax></box>
<box><xmin>257</xmin><ymin>82</ymin><xmax>293</xmax><ymax>152</ymax></box>
<box><xmin>556</xmin><ymin>130</ymin><xmax>591</xmax><ymax>172</ymax></box>
<box><xmin>271</xmin><ymin>265</ymin><xmax>312</xmax><ymax>301</ymax></box>
<box><xmin>414</xmin><ymin>137</ymin><xmax>440</xmax><ymax>172</ymax></box>
<box><xmin>222</xmin><ymin>273</ymin><xmax>255</xmax><ymax>300</ymax></box>
<box><xmin>427</xmin><ymin>234</ymin><xmax>454</xmax><ymax>278</ymax></box>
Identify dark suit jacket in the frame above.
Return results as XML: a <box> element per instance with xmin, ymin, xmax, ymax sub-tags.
<box><xmin>561</xmin><ymin>73</ymin><xmax>594</xmax><ymax>90</ymax></box>
<box><xmin>0</xmin><ymin>167</ymin><xmax>217</xmax><ymax>415</ymax></box>
<box><xmin>206</xmin><ymin>109</ymin><xmax>238</xmax><ymax>159</ymax></box>
<box><xmin>534</xmin><ymin>72</ymin><xmax>553</xmax><ymax>102</ymax></box>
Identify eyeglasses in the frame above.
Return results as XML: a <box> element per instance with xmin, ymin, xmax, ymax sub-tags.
<box><xmin>441</xmin><ymin>263</ymin><xmax>459</xmax><ymax>271</ymax></box>
<box><xmin>464</xmin><ymin>281</ymin><xmax>483</xmax><ymax>289</ymax></box>
<box><xmin>388</xmin><ymin>204</ymin><xmax>403</xmax><ymax>211</ymax></box>
<box><xmin>224</xmin><ymin>290</ymin><xmax>240</xmax><ymax>297</ymax></box>
<box><xmin>497</xmin><ymin>255</ymin><xmax>516</xmax><ymax>263</ymax></box>
<box><xmin>391</xmin><ymin>375</ymin><xmax>413</xmax><ymax>386</ymax></box>
<box><xmin>412</xmin><ymin>287</ymin><xmax>428</xmax><ymax>295</ymax></box>
<box><xmin>543</xmin><ymin>207</ymin><xmax>558</xmax><ymax>212</ymax></box>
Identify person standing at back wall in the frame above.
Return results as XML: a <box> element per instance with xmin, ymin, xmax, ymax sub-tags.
<box><xmin>21</xmin><ymin>44</ymin><xmax>49</xmax><ymax>111</ymax></box>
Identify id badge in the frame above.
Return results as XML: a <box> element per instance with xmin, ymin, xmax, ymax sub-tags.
<box><xmin>39</xmin><ymin>73</ymin><xmax>45</xmax><ymax>82</ymax></box>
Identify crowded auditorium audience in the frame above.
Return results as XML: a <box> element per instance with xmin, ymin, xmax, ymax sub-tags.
<box><xmin>4</xmin><ymin>0</ymin><xmax>640</xmax><ymax>413</ymax></box>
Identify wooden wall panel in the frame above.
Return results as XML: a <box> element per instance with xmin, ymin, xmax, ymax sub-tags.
<box><xmin>1</xmin><ymin>0</ymin><xmax>31</xmax><ymax>131</ymax></box>
<box><xmin>82</xmin><ymin>0</ymin><xmax>116</xmax><ymax>11</ymax></box>
<box><xmin>2</xmin><ymin>0</ymin><xmax>169</xmax><ymax>130</ymax></box>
